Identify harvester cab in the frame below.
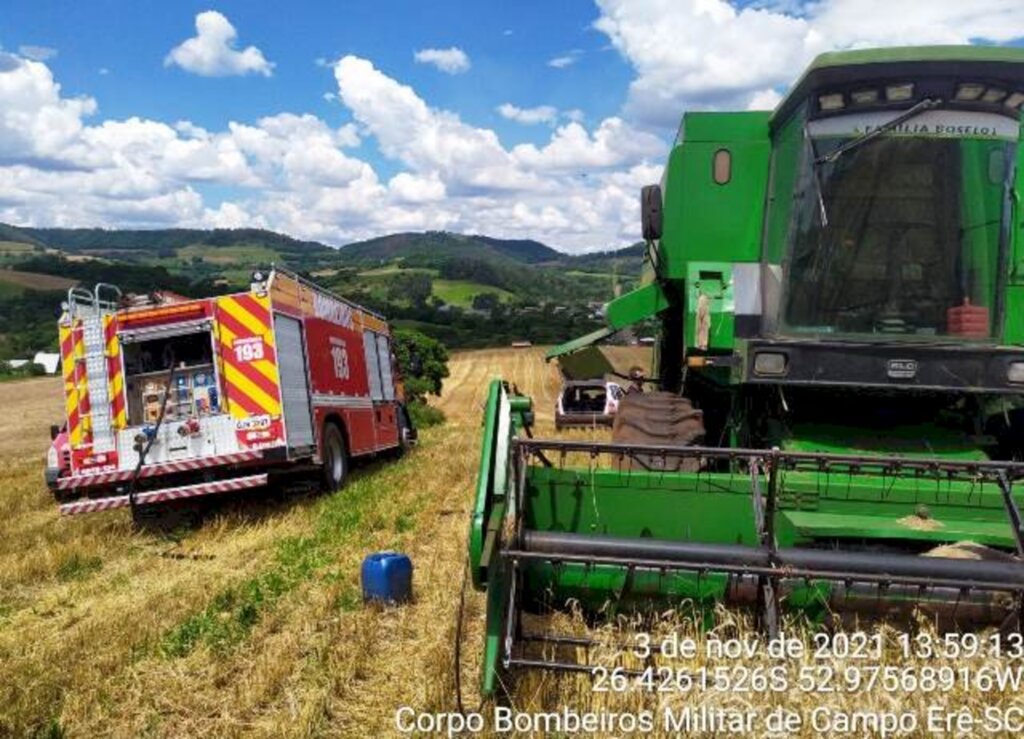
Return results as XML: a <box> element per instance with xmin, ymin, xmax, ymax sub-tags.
<box><xmin>470</xmin><ymin>46</ymin><xmax>1024</xmax><ymax>696</ymax></box>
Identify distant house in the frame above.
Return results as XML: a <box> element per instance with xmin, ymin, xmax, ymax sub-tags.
<box><xmin>33</xmin><ymin>352</ymin><xmax>61</xmax><ymax>374</ymax></box>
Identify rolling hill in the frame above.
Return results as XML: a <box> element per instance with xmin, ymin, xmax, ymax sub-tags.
<box><xmin>0</xmin><ymin>222</ymin><xmax>650</xmax><ymax>358</ymax></box>
<box><xmin>333</xmin><ymin>231</ymin><xmax>563</xmax><ymax>266</ymax></box>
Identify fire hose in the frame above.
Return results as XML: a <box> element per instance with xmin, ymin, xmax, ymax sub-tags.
<box><xmin>126</xmin><ymin>354</ymin><xmax>178</xmax><ymax>518</ymax></box>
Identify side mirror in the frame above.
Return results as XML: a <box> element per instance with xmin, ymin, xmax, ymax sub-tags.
<box><xmin>50</xmin><ymin>424</ymin><xmax>61</xmax><ymax>441</ymax></box>
<box><xmin>641</xmin><ymin>184</ymin><xmax>663</xmax><ymax>241</ymax></box>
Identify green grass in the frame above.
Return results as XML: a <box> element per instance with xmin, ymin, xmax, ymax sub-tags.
<box><xmin>159</xmin><ymin>533</ymin><xmax>333</xmax><ymax>658</ymax></box>
<box><xmin>432</xmin><ymin>279</ymin><xmax>511</xmax><ymax>308</ymax></box>
<box><xmin>177</xmin><ymin>243</ymin><xmax>283</xmax><ymax>266</ymax></box>
<box><xmin>0</xmin><ymin>269</ymin><xmax>77</xmax><ymax>292</ymax></box>
<box><xmin>357</xmin><ymin>265</ymin><xmax>438</xmax><ymax>278</ymax></box>
<box><xmin>565</xmin><ymin>269</ymin><xmax>618</xmax><ymax>279</ymax></box>
<box><xmin>0</xmin><ymin>241</ymin><xmax>36</xmax><ymax>257</ymax></box>
<box><xmin>56</xmin><ymin>553</ymin><xmax>103</xmax><ymax>582</ymax></box>
<box><xmin>0</xmin><ymin>281</ymin><xmax>25</xmax><ymax>298</ymax></box>
<box><xmin>158</xmin><ymin>453</ymin><xmax>422</xmax><ymax>659</ymax></box>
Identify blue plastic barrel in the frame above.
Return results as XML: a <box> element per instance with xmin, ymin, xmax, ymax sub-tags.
<box><xmin>361</xmin><ymin>551</ymin><xmax>413</xmax><ymax>604</ymax></box>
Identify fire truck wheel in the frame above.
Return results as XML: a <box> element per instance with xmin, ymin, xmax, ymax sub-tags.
<box><xmin>321</xmin><ymin>422</ymin><xmax>349</xmax><ymax>492</ymax></box>
<box><xmin>397</xmin><ymin>405</ymin><xmax>415</xmax><ymax>453</ymax></box>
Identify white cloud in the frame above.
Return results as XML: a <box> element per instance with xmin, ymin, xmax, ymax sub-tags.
<box><xmin>512</xmin><ymin>117</ymin><xmax>664</xmax><ymax>172</ymax></box>
<box><xmin>334</xmin><ymin>55</ymin><xmax>536</xmax><ymax>192</ymax></box>
<box><xmin>18</xmin><ymin>45</ymin><xmax>57</xmax><ymax>62</ymax></box>
<box><xmin>0</xmin><ymin>49</ymin><xmax>663</xmax><ymax>250</ymax></box>
<box><xmin>595</xmin><ymin>0</ymin><xmax>1024</xmax><ymax>126</ymax></box>
<box><xmin>388</xmin><ymin>172</ymin><xmax>446</xmax><ymax>203</ymax></box>
<box><xmin>413</xmin><ymin>47</ymin><xmax>470</xmax><ymax>74</ymax></box>
<box><xmin>747</xmin><ymin>88</ymin><xmax>783</xmax><ymax>110</ymax></box>
<box><xmin>497</xmin><ymin>103</ymin><xmax>558</xmax><ymax>125</ymax></box>
<box><xmin>548</xmin><ymin>50</ymin><xmax>582</xmax><ymax>69</ymax></box>
<box><xmin>0</xmin><ymin>53</ymin><xmax>96</xmax><ymax>162</ymax></box>
<box><xmin>165</xmin><ymin>11</ymin><xmax>274</xmax><ymax>77</ymax></box>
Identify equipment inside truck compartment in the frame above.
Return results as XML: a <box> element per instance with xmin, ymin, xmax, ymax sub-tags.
<box><xmin>123</xmin><ymin>331</ymin><xmax>220</xmax><ymax>425</ymax></box>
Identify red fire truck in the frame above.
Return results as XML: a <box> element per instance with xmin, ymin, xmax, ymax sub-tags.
<box><xmin>45</xmin><ymin>267</ymin><xmax>414</xmax><ymax>516</ymax></box>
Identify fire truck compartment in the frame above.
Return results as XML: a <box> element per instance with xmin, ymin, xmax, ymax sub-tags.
<box><xmin>122</xmin><ymin>329</ymin><xmax>221</xmax><ymax>426</ymax></box>
<box><xmin>114</xmin><ymin>326</ymin><xmax>246</xmax><ymax>469</ymax></box>
<box><xmin>274</xmin><ymin>313</ymin><xmax>315</xmax><ymax>449</ymax></box>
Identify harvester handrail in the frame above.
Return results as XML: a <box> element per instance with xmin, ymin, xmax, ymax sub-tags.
<box><xmin>513</xmin><ymin>438</ymin><xmax>1024</xmax><ymax>482</ymax></box>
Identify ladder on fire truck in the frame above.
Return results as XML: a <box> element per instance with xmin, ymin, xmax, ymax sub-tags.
<box><xmin>66</xmin><ymin>284</ymin><xmax>122</xmax><ymax>454</ymax></box>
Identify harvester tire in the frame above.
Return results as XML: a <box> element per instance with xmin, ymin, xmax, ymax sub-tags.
<box><xmin>611</xmin><ymin>391</ymin><xmax>705</xmax><ymax>471</ymax></box>
<box><xmin>321</xmin><ymin>422</ymin><xmax>349</xmax><ymax>493</ymax></box>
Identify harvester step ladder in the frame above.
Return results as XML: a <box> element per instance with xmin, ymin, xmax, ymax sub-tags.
<box><xmin>68</xmin><ymin>284</ymin><xmax>121</xmax><ymax>453</ymax></box>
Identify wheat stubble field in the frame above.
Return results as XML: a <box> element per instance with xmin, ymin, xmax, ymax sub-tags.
<box><xmin>0</xmin><ymin>348</ymin><xmax>574</xmax><ymax>737</ymax></box>
<box><xmin>2</xmin><ymin>347</ymin><xmax>1022</xmax><ymax>738</ymax></box>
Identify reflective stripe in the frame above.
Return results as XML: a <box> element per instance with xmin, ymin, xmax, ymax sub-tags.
<box><xmin>60</xmin><ymin>473</ymin><xmax>268</xmax><ymax>516</ymax></box>
<box><xmin>105</xmin><ymin>314</ymin><xmax>127</xmax><ymax>430</ymax></box>
<box><xmin>56</xmin><ymin>449</ymin><xmax>263</xmax><ymax>490</ymax></box>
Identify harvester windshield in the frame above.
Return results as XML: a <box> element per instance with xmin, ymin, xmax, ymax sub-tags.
<box><xmin>783</xmin><ymin>110</ymin><xmax>1016</xmax><ymax>339</ymax></box>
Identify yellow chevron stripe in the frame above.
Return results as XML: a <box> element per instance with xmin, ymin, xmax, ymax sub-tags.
<box><xmin>219</xmin><ymin>296</ymin><xmax>275</xmax><ymax>347</ymax></box>
<box><xmin>218</xmin><ymin>321</ymin><xmax>237</xmax><ymax>346</ymax></box>
<box><xmin>223</xmin><ymin>362</ymin><xmax>281</xmax><ymax>417</ymax></box>
<box><xmin>109</xmin><ymin>371</ymin><xmax>125</xmax><ymax>429</ymax></box>
<box><xmin>250</xmin><ymin>357</ymin><xmax>279</xmax><ymax>387</ymax></box>
<box><xmin>217</xmin><ymin>319</ymin><xmax>280</xmax><ymax>389</ymax></box>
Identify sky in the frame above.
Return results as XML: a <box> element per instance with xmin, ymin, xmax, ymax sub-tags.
<box><xmin>2</xmin><ymin>0</ymin><xmax>1024</xmax><ymax>253</ymax></box>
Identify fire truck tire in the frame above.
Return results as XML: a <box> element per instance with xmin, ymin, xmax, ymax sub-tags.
<box><xmin>397</xmin><ymin>405</ymin><xmax>415</xmax><ymax>454</ymax></box>
<box><xmin>321</xmin><ymin>422</ymin><xmax>349</xmax><ymax>492</ymax></box>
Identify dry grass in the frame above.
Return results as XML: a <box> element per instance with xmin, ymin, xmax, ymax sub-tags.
<box><xmin>0</xmin><ymin>269</ymin><xmax>79</xmax><ymax>291</ymax></box>
<box><xmin>0</xmin><ymin>349</ymin><xmax>546</xmax><ymax>737</ymax></box>
<box><xmin>0</xmin><ymin>376</ymin><xmax>63</xmax><ymax>457</ymax></box>
<box><xmin>2</xmin><ymin>347</ymin><xmax>1022</xmax><ymax>737</ymax></box>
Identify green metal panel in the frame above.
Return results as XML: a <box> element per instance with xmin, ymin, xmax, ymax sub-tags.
<box><xmin>1011</xmin><ymin>127</ymin><xmax>1024</xmax><ymax>291</ymax></box>
<box><xmin>680</xmin><ymin>110</ymin><xmax>772</xmax><ymax>143</ymax></box>
<box><xmin>468</xmin><ymin>380</ymin><xmax>503</xmax><ymax>588</ymax></box>
<box><xmin>660</xmin><ymin>113</ymin><xmax>771</xmax><ymax>281</ymax></box>
<box><xmin>544</xmin><ymin>326</ymin><xmax>618</xmax><ymax>362</ymax></box>
<box><xmin>605</xmin><ymin>281</ymin><xmax>669</xmax><ymax>328</ymax></box>
<box><xmin>1005</xmin><ymin>286</ymin><xmax>1024</xmax><ymax>344</ymax></box>
<box><xmin>545</xmin><ymin>282</ymin><xmax>669</xmax><ymax>370</ymax></box>
<box><xmin>798</xmin><ymin>45</ymin><xmax>1024</xmax><ymax>76</ymax></box>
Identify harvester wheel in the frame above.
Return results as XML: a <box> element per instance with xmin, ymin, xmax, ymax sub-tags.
<box><xmin>321</xmin><ymin>422</ymin><xmax>349</xmax><ymax>492</ymax></box>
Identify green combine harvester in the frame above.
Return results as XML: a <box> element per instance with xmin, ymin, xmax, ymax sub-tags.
<box><xmin>469</xmin><ymin>46</ymin><xmax>1024</xmax><ymax>695</ymax></box>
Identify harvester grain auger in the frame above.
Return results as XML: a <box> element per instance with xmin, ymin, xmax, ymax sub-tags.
<box><xmin>468</xmin><ymin>45</ymin><xmax>1024</xmax><ymax>695</ymax></box>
